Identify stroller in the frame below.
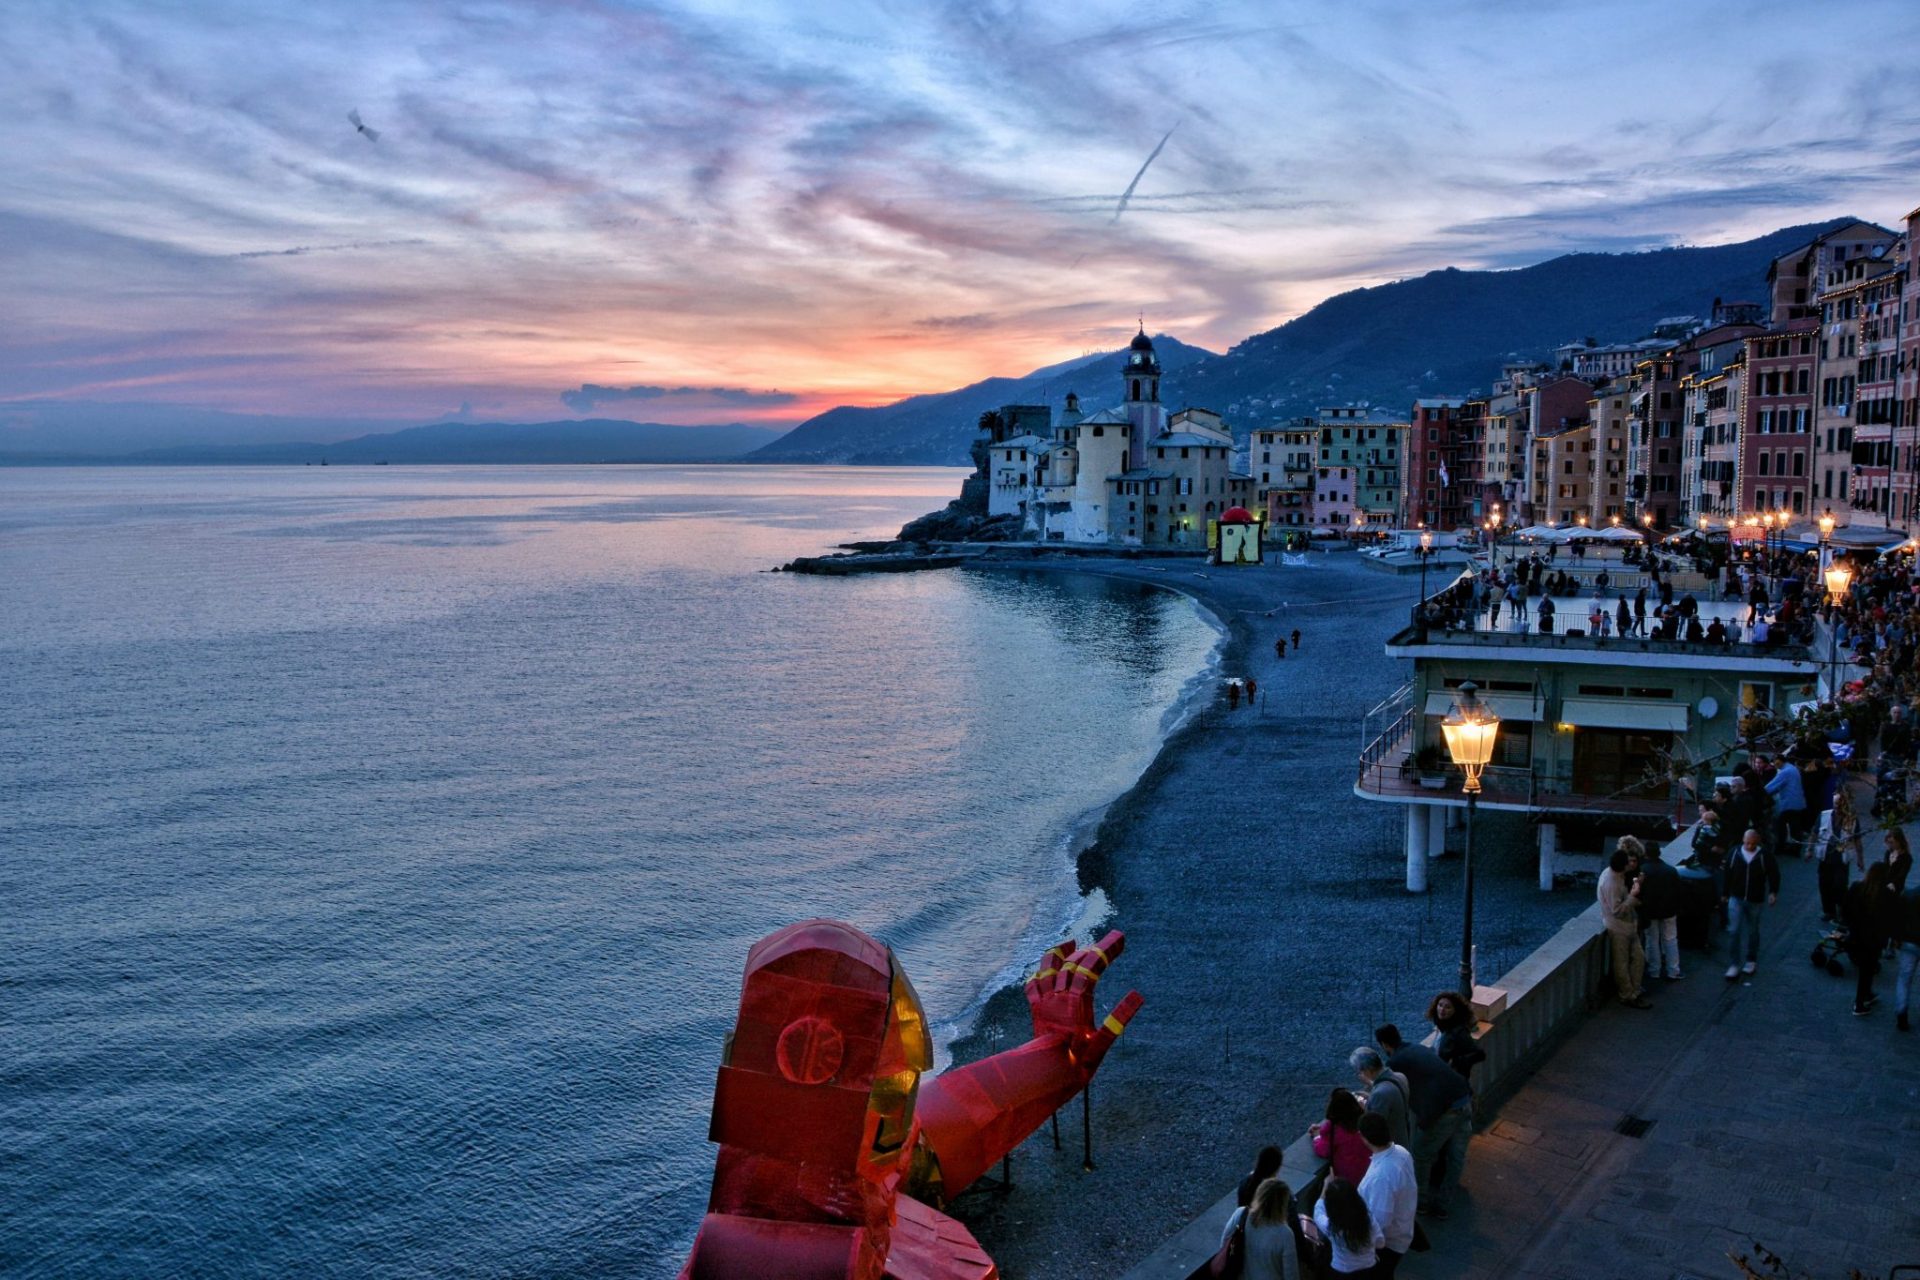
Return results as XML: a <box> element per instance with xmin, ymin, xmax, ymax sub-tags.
<box><xmin>1810</xmin><ymin>923</ymin><xmax>1849</xmax><ymax>977</ymax></box>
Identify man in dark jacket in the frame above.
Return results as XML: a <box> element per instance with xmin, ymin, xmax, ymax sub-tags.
<box><xmin>1723</xmin><ymin>828</ymin><xmax>1781</xmax><ymax>981</ymax></box>
<box><xmin>1375</xmin><ymin>1024</ymin><xmax>1473</xmax><ymax>1216</ymax></box>
<box><xmin>1637</xmin><ymin>843</ymin><xmax>1683</xmax><ymax>980</ymax></box>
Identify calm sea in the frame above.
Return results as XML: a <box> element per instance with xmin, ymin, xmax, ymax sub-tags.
<box><xmin>0</xmin><ymin>465</ymin><xmax>1220</xmax><ymax>1278</ymax></box>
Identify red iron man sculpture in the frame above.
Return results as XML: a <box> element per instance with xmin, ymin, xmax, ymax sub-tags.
<box><xmin>680</xmin><ymin>919</ymin><xmax>1142</xmax><ymax>1280</ymax></box>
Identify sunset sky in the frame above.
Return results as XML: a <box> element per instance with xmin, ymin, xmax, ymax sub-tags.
<box><xmin>6</xmin><ymin>0</ymin><xmax>1920</xmax><ymax>431</ymax></box>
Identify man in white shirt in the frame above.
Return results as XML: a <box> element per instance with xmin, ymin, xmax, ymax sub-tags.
<box><xmin>1356</xmin><ymin>1113</ymin><xmax>1419</xmax><ymax>1277</ymax></box>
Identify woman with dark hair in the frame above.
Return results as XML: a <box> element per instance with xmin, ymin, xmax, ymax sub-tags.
<box><xmin>1426</xmin><ymin>991</ymin><xmax>1485</xmax><ymax>1081</ymax></box>
<box><xmin>1887</xmin><ymin>827</ymin><xmax>1914</xmax><ymax>893</ymax></box>
<box><xmin>1234</xmin><ymin>1145</ymin><xmax>1284</xmax><ymax>1211</ymax></box>
<box><xmin>1311</xmin><ymin>1087</ymin><xmax>1372</xmax><ymax>1184</ymax></box>
<box><xmin>1312</xmin><ymin>1176</ymin><xmax>1384</xmax><ymax>1277</ymax></box>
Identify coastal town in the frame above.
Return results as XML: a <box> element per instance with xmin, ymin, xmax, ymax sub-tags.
<box><xmin>981</xmin><ymin>211</ymin><xmax>1920</xmax><ymax>547</ymax></box>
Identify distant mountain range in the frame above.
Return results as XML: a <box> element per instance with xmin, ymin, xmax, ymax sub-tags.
<box><xmin>750</xmin><ymin>218</ymin><xmax>1860</xmax><ymax>465</ymax></box>
<box><xmin>748</xmin><ymin>336</ymin><xmax>1218</xmax><ymax>465</ymax></box>
<box><xmin>0</xmin><ymin>415</ymin><xmax>785</xmax><ymax>465</ymax></box>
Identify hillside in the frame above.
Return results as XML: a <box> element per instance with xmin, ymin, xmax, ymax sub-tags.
<box><xmin>752</xmin><ymin>218</ymin><xmax>1857</xmax><ymax>465</ymax></box>
<box><xmin>1172</xmin><ymin>218</ymin><xmax>1858</xmax><ymax>422</ymax></box>
<box><xmin>11</xmin><ymin>419</ymin><xmax>787</xmax><ymax>466</ymax></box>
<box><xmin>749</xmin><ymin>336</ymin><xmax>1217</xmax><ymax>465</ymax></box>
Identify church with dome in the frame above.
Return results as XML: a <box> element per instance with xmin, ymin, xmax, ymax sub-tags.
<box><xmin>983</xmin><ymin>328</ymin><xmax>1255</xmax><ymax>548</ymax></box>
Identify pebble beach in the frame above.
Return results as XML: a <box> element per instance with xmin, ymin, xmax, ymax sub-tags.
<box><xmin>943</xmin><ymin>551</ymin><xmax>1585</xmax><ymax>1277</ymax></box>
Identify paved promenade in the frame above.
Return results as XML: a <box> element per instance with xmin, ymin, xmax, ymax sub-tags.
<box><xmin>1421</xmin><ymin>856</ymin><xmax>1920</xmax><ymax>1280</ymax></box>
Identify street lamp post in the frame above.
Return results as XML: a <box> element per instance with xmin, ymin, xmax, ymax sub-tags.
<box><xmin>1440</xmin><ymin>682</ymin><xmax>1501</xmax><ymax>996</ymax></box>
<box><xmin>1825</xmin><ymin>552</ymin><xmax>1853</xmax><ymax>699</ymax></box>
<box><xmin>1418</xmin><ymin>527</ymin><xmax>1433</xmax><ymax>605</ymax></box>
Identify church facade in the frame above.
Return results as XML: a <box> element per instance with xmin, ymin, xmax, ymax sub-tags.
<box><xmin>984</xmin><ymin>329</ymin><xmax>1254</xmax><ymax>549</ymax></box>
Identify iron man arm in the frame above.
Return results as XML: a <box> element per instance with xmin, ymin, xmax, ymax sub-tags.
<box><xmin>910</xmin><ymin>930</ymin><xmax>1142</xmax><ymax>1198</ymax></box>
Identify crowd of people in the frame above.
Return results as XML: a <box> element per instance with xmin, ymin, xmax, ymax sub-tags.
<box><xmin>1215</xmin><ymin>1006</ymin><xmax>1482</xmax><ymax>1278</ymax></box>
<box><xmin>1215</xmin><ymin>545</ymin><xmax>1920</xmax><ymax>1276</ymax></box>
<box><xmin>1412</xmin><ymin>543</ymin><xmax>1822</xmax><ymax>648</ymax></box>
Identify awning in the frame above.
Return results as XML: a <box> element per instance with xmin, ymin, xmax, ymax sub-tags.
<box><xmin>1558</xmin><ymin>698</ymin><xmax>1687</xmax><ymax>733</ymax></box>
<box><xmin>1424</xmin><ymin>691</ymin><xmax>1543</xmax><ymax>722</ymax></box>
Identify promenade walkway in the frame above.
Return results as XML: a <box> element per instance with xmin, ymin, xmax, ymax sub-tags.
<box><xmin>1421</xmin><ymin>856</ymin><xmax>1920</xmax><ymax>1280</ymax></box>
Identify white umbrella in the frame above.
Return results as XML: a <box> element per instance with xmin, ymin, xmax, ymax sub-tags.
<box><xmin>1584</xmin><ymin>525</ymin><xmax>1644</xmax><ymax>542</ymax></box>
<box><xmin>1516</xmin><ymin>524</ymin><xmax>1566</xmax><ymax>540</ymax></box>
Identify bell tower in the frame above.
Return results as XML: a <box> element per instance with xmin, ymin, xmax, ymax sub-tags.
<box><xmin>1123</xmin><ymin>323</ymin><xmax>1165</xmax><ymax>471</ymax></box>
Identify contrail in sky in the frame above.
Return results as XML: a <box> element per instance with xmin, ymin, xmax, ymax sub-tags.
<box><xmin>1111</xmin><ymin>125</ymin><xmax>1178</xmax><ymax>223</ymax></box>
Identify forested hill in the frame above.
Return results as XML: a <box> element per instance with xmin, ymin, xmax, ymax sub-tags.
<box><xmin>750</xmin><ymin>218</ymin><xmax>1859</xmax><ymax>465</ymax></box>
<box><xmin>748</xmin><ymin>336</ymin><xmax>1216</xmax><ymax>465</ymax></box>
<box><xmin>1171</xmin><ymin>218</ymin><xmax>1859</xmax><ymax>423</ymax></box>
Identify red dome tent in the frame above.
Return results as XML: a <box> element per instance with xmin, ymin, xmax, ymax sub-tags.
<box><xmin>1213</xmin><ymin>506</ymin><xmax>1263</xmax><ymax>566</ymax></box>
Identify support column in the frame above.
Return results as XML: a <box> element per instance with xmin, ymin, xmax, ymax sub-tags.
<box><xmin>1537</xmin><ymin>822</ymin><xmax>1557</xmax><ymax>891</ymax></box>
<box><xmin>1405</xmin><ymin>805</ymin><xmax>1431</xmax><ymax>892</ymax></box>
<box><xmin>1429</xmin><ymin>804</ymin><xmax>1448</xmax><ymax>857</ymax></box>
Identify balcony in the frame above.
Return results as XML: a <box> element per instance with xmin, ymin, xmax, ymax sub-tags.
<box><xmin>1354</xmin><ymin>721</ymin><xmax>1686</xmax><ymax>818</ymax></box>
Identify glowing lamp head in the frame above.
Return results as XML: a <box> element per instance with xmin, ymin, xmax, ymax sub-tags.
<box><xmin>1699</xmin><ymin>514</ymin><xmax>1709</xmax><ymax>530</ymax></box>
<box><xmin>1642</xmin><ymin>512</ymin><xmax>1654</xmax><ymax>527</ymax></box>
<box><xmin>1825</xmin><ymin>562</ymin><xmax>1853</xmax><ymax>601</ymax></box>
<box><xmin>1419</xmin><ymin>529</ymin><xmax>1433</xmax><ymax>551</ymax></box>
<box><xmin>1610</xmin><ymin>514</ymin><xmax>1621</xmax><ymax>526</ymax></box>
<box><xmin>1439</xmin><ymin>681</ymin><xmax>1500</xmax><ymax>794</ymax></box>
<box><xmin>1818</xmin><ymin>510</ymin><xmax>1836</xmax><ymax>539</ymax></box>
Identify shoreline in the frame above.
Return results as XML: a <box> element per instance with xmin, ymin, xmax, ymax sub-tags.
<box><xmin>931</xmin><ymin>571</ymin><xmax>1229</xmax><ymax>1071</ymax></box>
<box><xmin>938</xmin><ymin>553</ymin><xmax>1582</xmax><ymax>1277</ymax></box>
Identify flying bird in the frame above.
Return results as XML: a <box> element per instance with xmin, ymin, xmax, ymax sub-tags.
<box><xmin>347</xmin><ymin>109</ymin><xmax>380</xmax><ymax>142</ymax></box>
<box><xmin>1111</xmin><ymin>124</ymin><xmax>1177</xmax><ymax>223</ymax></box>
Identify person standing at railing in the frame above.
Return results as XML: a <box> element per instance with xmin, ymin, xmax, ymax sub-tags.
<box><xmin>1373</xmin><ymin>1024</ymin><xmax>1473</xmax><ymax>1219</ymax></box>
<box><xmin>1348</xmin><ymin>1047</ymin><xmax>1410</xmax><ymax>1149</ymax></box>
<box><xmin>1355</xmin><ymin>1114</ymin><xmax>1418</xmax><ymax>1279</ymax></box>
<box><xmin>1637</xmin><ymin>842</ymin><xmax>1684</xmax><ymax>981</ymax></box>
<box><xmin>1599</xmin><ymin>841</ymin><xmax>1651</xmax><ymax>1008</ymax></box>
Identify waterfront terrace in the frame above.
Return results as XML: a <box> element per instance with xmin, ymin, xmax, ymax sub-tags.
<box><xmin>1358</xmin><ymin>566</ymin><xmax>1823</xmax><ymax>890</ymax></box>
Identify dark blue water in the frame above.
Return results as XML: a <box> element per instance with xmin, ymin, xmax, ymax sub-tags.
<box><xmin>0</xmin><ymin>466</ymin><xmax>1219</xmax><ymax>1277</ymax></box>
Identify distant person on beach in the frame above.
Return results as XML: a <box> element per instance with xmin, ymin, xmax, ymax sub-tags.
<box><xmin>1311</xmin><ymin>1177</ymin><xmax>1384</xmax><ymax>1277</ymax></box>
<box><xmin>1228</xmin><ymin>681</ymin><xmax>1241</xmax><ymax>710</ymax></box>
<box><xmin>1311</xmin><ymin>1086</ymin><xmax>1373</xmax><ymax>1185</ymax></box>
<box><xmin>1374</xmin><ymin>1024</ymin><xmax>1473</xmax><ymax>1217</ymax></box>
<box><xmin>1276</xmin><ymin>637</ymin><xmax>1287</xmax><ymax>659</ymax></box>
<box><xmin>1292</xmin><ymin>628</ymin><xmax>1302</xmax><ymax>651</ymax></box>
<box><xmin>1356</xmin><ymin>1114</ymin><xmax>1418</xmax><ymax>1278</ymax></box>
<box><xmin>1246</xmin><ymin>677</ymin><xmax>1259</xmax><ymax>703</ymax></box>
<box><xmin>1348</xmin><ymin>1047</ymin><xmax>1410</xmax><ymax>1147</ymax></box>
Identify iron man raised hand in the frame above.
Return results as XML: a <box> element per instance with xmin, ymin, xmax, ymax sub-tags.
<box><xmin>679</xmin><ymin>920</ymin><xmax>1142</xmax><ymax>1280</ymax></box>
